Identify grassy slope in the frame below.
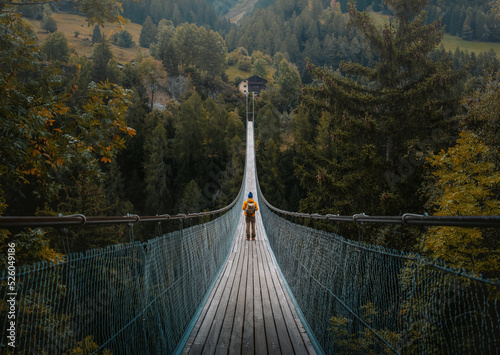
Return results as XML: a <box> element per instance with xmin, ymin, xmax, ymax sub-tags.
<box><xmin>29</xmin><ymin>13</ymin><xmax>146</xmax><ymax>63</ymax></box>
<box><xmin>369</xmin><ymin>11</ymin><xmax>500</xmax><ymax>57</ymax></box>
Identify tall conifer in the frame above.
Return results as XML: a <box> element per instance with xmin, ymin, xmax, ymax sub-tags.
<box><xmin>296</xmin><ymin>0</ymin><xmax>462</xmax><ymax>220</ymax></box>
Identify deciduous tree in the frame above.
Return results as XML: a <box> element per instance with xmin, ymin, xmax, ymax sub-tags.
<box><xmin>41</xmin><ymin>31</ymin><xmax>70</xmax><ymax>62</ymax></box>
<box><xmin>425</xmin><ymin>74</ymin><xmax>500</xmax><ymax>278</ymax></box>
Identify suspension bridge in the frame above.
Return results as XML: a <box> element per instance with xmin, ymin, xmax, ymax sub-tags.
<box><xmin>1</xmin><ymin>121</ymin><xmax>500</xmax><ymax>354</ymax></box>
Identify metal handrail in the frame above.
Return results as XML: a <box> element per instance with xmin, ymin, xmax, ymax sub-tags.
<box><xmin>256</xmin><ymin>179</ymin><xmax>500</xmax><ymax>228</ymax></box>
<box><xmin>0</xmin><ymin>184</ymin><xmax>244</xmax><ymax>228</ymax></box>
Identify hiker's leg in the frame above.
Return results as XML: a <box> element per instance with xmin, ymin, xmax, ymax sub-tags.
<box><xmin>246</xmin><ymin>219</ymin><xmax>250</xmax><ymax>239</ymax></box>
<box><xmin>251</xmin><ymin>220</ymin><xmax>256</xmax><ymax>239</ymax></box>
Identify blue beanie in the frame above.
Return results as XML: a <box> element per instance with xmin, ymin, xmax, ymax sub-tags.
<box><xmin>248</xmin><ymin>192</ymin><xmax>253</xmax><ymax>198</ymax></box>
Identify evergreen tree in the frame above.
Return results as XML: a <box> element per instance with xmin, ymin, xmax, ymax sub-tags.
<box><xmin>174</xmin><ymin>92</ymin><xmax>204</xmax><ymax>185</ymax></box>
<box><xmin>295</xmin><ymin>0</ymin><xmax>462</xmax><ymax>224</ymax></box>
<box><xmin>144</xmin><ymin>123</ymin><xmax>172</xmax><ymax>215</ymax></box>
<box><xmin>92</xmin><ymin>25</ymin><xmax>101</xmax><ymax>44</ymax></box>
<box><xmin>139</xmin><ymin>16</ymin><xmax>158</xmax><ymax>48</ymax></box>
<box><xmin>178</xmin><ymin>179</ymin><xmax>204</xmax><ymax>213</ymax></box>
<box><xmin>462</xmin><ymin>13</ymin><xmax>474</xmax><ymax>40</ymax></box>
<box><xmin>115</xmin><ymin>29</ymin><xmax>133</xmax><ymax>48</ymax></box>
<box><xmin>91</xmin><ymin>37</ymin><xmax>114</xmax><ymax>82</ymax></box>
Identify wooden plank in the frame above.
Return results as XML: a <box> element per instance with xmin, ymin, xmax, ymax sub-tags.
<box><xmin>199</xmin><ymin>222</ymin><xmax>246</xmax><ymax>354</ymax></box>
<box><xmin>214</xmin><ymin>231</ymin><xmax>248</xmax><ymax>354</ymax></box>
<box><xmin>258</xmin><ymin>231</ymin><xmax>295</xmax><ymax>355</ymax></box>
<box><xmin>256</xmin><ymin>239</ymin><xmax>282</xmax><ymax>354</ymax></box>
<box><xmin>251</xmin><ymin>239</ymin><xmax>267</xmax><ymax>355</ymax></box>
<box><xmin>186</xmin><ymin>221</ymin><xmax>245</xmax><ymax>354</ymax></box>
<box><xmin>181</xmin><ymin>250</ymin><xmax>231</xmax><ymax>354</ymax></box>
<box><xmin>258</xmin><ymin>222</ymin><xmax>311</xmax><ymax>355</ymax></box>
<box><xmin>227</xmin><ymin>235</ymin><xmax>249</xmax><ymax>354</ymax></box>
<box><xmin>273</xmin><ymin>251</ymin><xmax>317</xmax><ymax>355</ymax></box>
<box><xmin>242</xmin><ymin>240</ymin><xmax>255</xmax><ymax>355</ymax></box>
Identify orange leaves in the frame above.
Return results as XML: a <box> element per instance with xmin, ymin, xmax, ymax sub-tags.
<box><xmin>101</xmin><ymin>157</ymin><xmax>112</xmax><ymax>164</ymax></box>
<box><xmin>127</xmin><ymin>128</ymin><xmax>137</xmax><ymax>137</ymax></box>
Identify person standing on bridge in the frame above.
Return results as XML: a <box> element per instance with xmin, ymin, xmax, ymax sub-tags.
<box><xmin>242</xmin><ymin>192</ymin><xmax>258</xmax><ymax>241</ymax></box>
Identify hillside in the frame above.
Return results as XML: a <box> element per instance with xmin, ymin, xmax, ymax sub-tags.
<box><xmin>369</xmin><ymin>11</ymin><xmax>500</xmax><ymax>57</ymax></box>
<box><xmin>29</xmin><ymin>13</ymin><xmax>146</xmax><ymax>63</ymax></box>
<box><xmin>225</xmin><ymin>0</ymin><xmax>260</xmax><ymax>23</ymax></box>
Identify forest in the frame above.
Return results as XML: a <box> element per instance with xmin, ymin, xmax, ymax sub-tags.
<box><xmin>1</xmin><ymin>0</ymin><xmax>500</xmax><ymax>280</ymax></box>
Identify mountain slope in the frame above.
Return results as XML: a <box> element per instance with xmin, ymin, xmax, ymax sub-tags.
<box><xmin>224</xmin><ymin>0</ymin><xmax>260</xmax><ymax>23</ymax></box>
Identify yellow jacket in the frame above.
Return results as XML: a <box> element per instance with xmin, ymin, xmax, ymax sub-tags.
<box><xmin>242</xmin><ymin>198</ymin><xmax>258</xmax><ymax>216</ymax></box>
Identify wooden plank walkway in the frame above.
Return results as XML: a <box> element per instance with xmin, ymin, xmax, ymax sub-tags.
<box><xmin>181</xmin><ymin>122</ymin><xmax>317</xmax><ymax>354</ymax></box>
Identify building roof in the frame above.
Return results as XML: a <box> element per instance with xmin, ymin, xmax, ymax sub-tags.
<box><xmin>239</xmin><ymin>75</ymin><xmax>268</xmax><ymax>85</ymax></box>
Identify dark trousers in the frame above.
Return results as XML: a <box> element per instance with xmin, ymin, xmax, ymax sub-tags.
<box><xmin>245</xmin><ymin>215</ymin><xmax>256</xmax><ymax>238</ymax></box>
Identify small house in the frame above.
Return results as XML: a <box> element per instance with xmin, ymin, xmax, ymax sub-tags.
<box><xmin>238</xmin><ymin>75</ymin><xmax>267</xmax><ymax>95</ymax></box>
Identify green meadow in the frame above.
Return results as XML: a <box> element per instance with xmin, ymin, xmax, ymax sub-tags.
<box><xmin>369</xmin><ymin>11</ymin><xmax>500</xmax><ymax>57</ymax></box>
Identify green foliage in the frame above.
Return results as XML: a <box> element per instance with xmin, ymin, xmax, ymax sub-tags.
<box><xmin>121</xmin><ymin>0</ymin><xmax>226</xmax><ymax>33</ymax></box>
<box><xmin>330</xmin><ymin>302</ymin><xmax>401</xmax><ymax>354</ymax></box>
<box><xmin>283</xmin><ymin>0</ymin><xmax>464</xmax><ymax>247</ymax></box>
<box><xmin>91</xmin><ymin>25</ymin><xmax>101</xmax><ymax>44</ymax></box>
<box><xmin>41</xmin><ymin>31</ymin><xmax>70</xmax><ymax>62</ymax></box>
<box><xmin>41</xmin><ymin>15</ymin><xmax>57</xmax><ymax>33</ymax></box>
<box><xmin>67</xmin><ymin>336</ymin><xmax>112</xmax><ymax>355</ymax></box>
<box><xmin>144</xmin><ymin>123</ymin><xmax>172</xmax><ymax>214</ymax></box>
<box><xmin>152</xmin><ymin>22</ymin><xmax>227</xmax><ymax>78</ymax></box>
<box><xmin>237</xmin><ymin>57</ymin><xmax>252</xmax><ymax>71</ymax></box>
<box><xmin>252</xmin><ymin>58</ymin><xmax>268</xmax><ymax>77</ymax></box>
<box><xmin>112</xmin><ymin>29</ymin><xmax>134</xmax><ymax>48</ymax></box>
<box><xmin>139</xmin><ymin>16</ymin><xmax>157</xmax><ymax>48</ymax></box>
<box><xmin>179</xmin><ymin>179</ymin><xmax>204</xmax><ymax>213</ymax></box>
<box><xmin>91</xmin><ymin>38</ymin><xmax>114</xmax><ymax>82</ymax></box>
<box><xmin>0</xmin><ymin>13</ymin><xmax>135</xmax><ymax>217</ymax></box>
<box><xmin>425</xmin><ymin>74</ymin><xmax>500</xmax><ymax>278</ymax></box>
<box><xmin>151</xmin><ymin>23</ymin><xmax>179</xmax><ymax>75</ymax></box>
<box><xmin>273</xmin><ymin>58</ymin><xmax>301</xmax><ymax>100</ymax></box>
<box><xmin>137</xmin><ymin>57</ymin><xmax>167</xmax><ymax>109</ymax></box>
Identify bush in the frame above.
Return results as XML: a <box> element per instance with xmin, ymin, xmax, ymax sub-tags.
<box><xmin>237</xmin><ymin>57</ymin><xmax>251</xmax><ymax>72</ymax></box>
<box><xmin>112</xmin><ymin>30</ymin><xmax>134</xmax><ymax>48</ymax></box>
<box><xmin>41</xmin><ymin>16</ymin><xmax>57</xmax><ymax>33</ymax></box>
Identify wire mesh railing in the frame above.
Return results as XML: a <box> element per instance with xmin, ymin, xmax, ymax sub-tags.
<box><xmin>257</xmin><ymin>185</ymin><xmax>500</xmax><ymax>354</ymax></box>
<box><xmin>1</xmin><ymin>180</ymin><xmax>246</xmax><ymax>354</ymax></box>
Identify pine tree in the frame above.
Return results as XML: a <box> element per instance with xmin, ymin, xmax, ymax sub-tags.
<box><xmin>139</xmin><ymin>16</ymin><xmax>158</xmax><ymax>48</ymax></box>
<box><xmin>92</xmin><ymin>25</ymin><xmax>101</xmax><ymax>44</ymax></box>
<box><xmin>462</xmin><ymin>13</ymin><xmax>474</xmax><ymax>40</ymax></box>
<box><xmin>91</xmin><ymin>37</ymin><xmax>114</xmax><ymax>82</ymax></box>
<box><xmin>295</xmin><ymin>0</ymin><xmax>462</xmax><ymax>220</ymax></box>
<box><xmin>173</xmin><ymin>92</ymin><xmax>204</xmax><ymax>185</ymax></box>
<box><xmin>178</xmin><ymin>179</ymin><xmax>204</xmax><ymax>213</ymax></box>
<box><xmin>144</xmin><ymin>123</ymin><xmax>172</xmax><ymax>215</ymax></box>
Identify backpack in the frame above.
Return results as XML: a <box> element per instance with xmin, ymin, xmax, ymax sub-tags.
<box><xmin>246</xmin><ymin>201</ymin><xmax>256</xmax><ymax>215</ymax></box>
